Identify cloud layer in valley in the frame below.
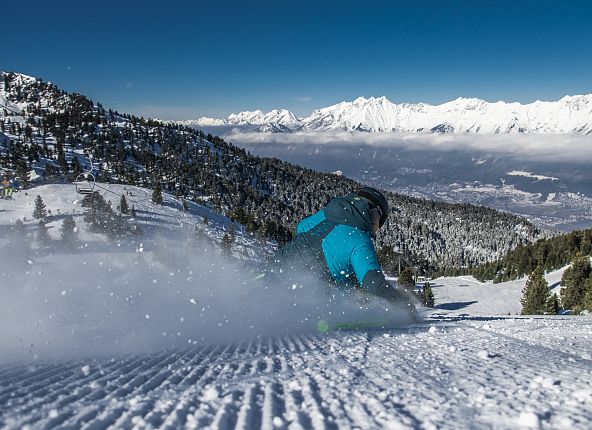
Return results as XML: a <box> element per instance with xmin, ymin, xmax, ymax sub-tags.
<box><xmin>221</xmin><ymin>129</ymin><xmax>592</xmax><ymax>164</ymax></box>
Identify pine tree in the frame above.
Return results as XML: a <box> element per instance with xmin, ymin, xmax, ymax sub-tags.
<box><xmin>546</xmin><ymin>293</ymin><xmax>560</xmax><ymax>315</ymax></box>
<box><xmin>222</xmin><ymin>224</ymin><xmax>236</xmax><ymax>251</ymax></box>
<box><xmin>33</xmin><ymin>195</ymin><xmax>47</xmax><ymax>220</ymax></box>
<box><xmin>582</xmin><ymin>277</ymin><xmax>592</xmax><ymax>312</ymax></box>
<box><xmin>11</xmin><ymin>219</ymin><xmax>25</xmax><ymax>234</ymax></box>
<box><xmin>421</xmin><ymin>282</ymin><xmax>436</xmax><ymax>308</ymax></box>
<box><xmin>257</xmin><ymin>223</ymin><xmax>268</xmax><ymax>245</ymax></box>
<box><xmin>16</xmin><ymin>162</ymin><xmax>30</xmax><ymax>189</ymax></box>
<box><xmin>222</xmin><ymin>232</ymin><xmax>233</xmax><ymax>251</ymax></box>
<box><xmin>422</xmin><ymin>282</ymin><xmax>435</xmax><ymax>307</ymax></box>
<box><xmin>70</xmin><ymin>156</ymin><xmax>83</xmax><ymax>179</ymax></box>
<box><xmin>398</xmin><ymin>266</ymin><xmax>415</xmax><ymax>291</ymax></box>
<box><xmin>58</xmin><ymin>152</ymin><xmax>69</xmax><ymax>173</ymax></box>
<box><xmin>203</xmin><ymin>214</ymin><xmax>209</xmax><ymax>225</ymax></box>
<box><xmin>581</xmin><ymin>231</ymin><xmax>592</xmax><ymax>256</ymax></box>
<box><xmin>152</xmin><ymin>183</ymin><xmax>163</xmax><ymax>205</ymax></box>
<box><xmin>120</xmin><ymin>195</ymin><xmax>129</xmax><ymax>215</ymax></box>
<box><xmin>60</xmin><ymin>215</ymin><xmax>77</xmax><ymax>242</ymax></box>
<box><xmin>560</xmin><ymin>254</ymin><xmax>591</xmax><ymax>311</ymax></box>
<box><xmin>521</xmin><ymin>267</ymin><xmax>550</xmax><ymax>315</ymax></box>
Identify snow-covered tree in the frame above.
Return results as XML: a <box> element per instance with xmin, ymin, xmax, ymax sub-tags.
<box><xmin>222</xmin><ymin>225</ymin><xmax>236</xmax><ymax>252</ymax></box>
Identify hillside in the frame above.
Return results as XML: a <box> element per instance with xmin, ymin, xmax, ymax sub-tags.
<box><xmin>0</xmin><ymin>182</ymin><xmax>267</xmax><ymax>260</ymax></box>
<box><xmin>0</xmin><ymin>71</ymin><xmax>544</xmax><ymax>270</ymax></box>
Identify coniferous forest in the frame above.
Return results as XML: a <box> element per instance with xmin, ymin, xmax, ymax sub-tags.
<box><xmin>441</xmin><ymin>228</ymin><xmax>592</xmax><ymax>283</ymax></box>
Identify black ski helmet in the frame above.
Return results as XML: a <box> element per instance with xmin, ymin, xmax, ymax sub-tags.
<box><xmin>356</xmin><ymin>187</ymin><xmax>389</xmax><ymax>227</ymax></box>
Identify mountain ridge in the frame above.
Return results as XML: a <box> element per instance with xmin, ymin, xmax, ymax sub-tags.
<box><xmin>181</xmin><ymin>94</ymin><xmax>592</xmax><ymax>134</ymax></box>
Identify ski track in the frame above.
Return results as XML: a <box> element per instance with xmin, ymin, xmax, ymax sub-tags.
<box><xmin>1</xmin><ymin>318</ymin><xmax>591</xmax><ymax>429</ymax></box>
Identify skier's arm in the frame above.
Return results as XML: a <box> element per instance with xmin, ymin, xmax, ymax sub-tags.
<box><xmin>296</xmin><ymin>210</ymin><xmax>325</xmax><ymax>235</ymax></box>
<box><xmin>350</xmin><ymin>243</ymin><xmax>391</xmax><ymax>298</ymax></box>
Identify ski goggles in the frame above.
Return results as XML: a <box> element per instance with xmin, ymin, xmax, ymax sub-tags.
<box><xmin>370</xmin><ymin>206</ymin><xmax>382</xmax><ymax>226</ymax></box>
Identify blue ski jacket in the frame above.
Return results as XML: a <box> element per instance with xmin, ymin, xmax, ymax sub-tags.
<box><xmin>272</xmin><ymin>193</ymin><xmax>389</xmax><ymax>297</ymax></box>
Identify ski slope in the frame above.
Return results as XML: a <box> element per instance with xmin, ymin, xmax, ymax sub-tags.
<box><xmin>1</xmin><ymin>184</ymin><xmax>592</xmax><ymax>429</ymax></box>
<box><xmin>1</xmin><ymin>317</ymin><xmax>591</xmax><ymax>429</ymax></box>
<box><xmin>430</xmin><ymin>267</ymin><xmax>567</xmax><ymax>316</ymax></box>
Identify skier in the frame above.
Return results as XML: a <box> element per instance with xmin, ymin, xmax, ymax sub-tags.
<box><xmin>269</xmin><ymin>187</ymin><xmax>410</xmax><ymax>305</ymax></box>
<box><xmin>1</xmin><ymin>176</ymin><xmax>10</xmax><ymax>199</ymax></box>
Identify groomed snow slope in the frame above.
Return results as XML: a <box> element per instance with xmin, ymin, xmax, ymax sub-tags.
<box><xmin>1</xmin><ymin>184</ymin><xmax>591</xmax><ymax>429</ymax></box>
<box><xmin>1</xmin><ymin>318</ymin><xmax>591</xmax><ymax>429</ymax></box>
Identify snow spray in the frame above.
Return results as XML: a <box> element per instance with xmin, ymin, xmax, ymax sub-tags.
<box><xmin>0</xmin><ymin>226</ymin><xmax>416</xmax><ymax>363</ymax></box>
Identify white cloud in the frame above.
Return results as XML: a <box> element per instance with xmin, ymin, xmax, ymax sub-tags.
<box><xmin>221</xmin><ymin>130</ymin><xmax>592</xmax><ymax>163</ymax></box>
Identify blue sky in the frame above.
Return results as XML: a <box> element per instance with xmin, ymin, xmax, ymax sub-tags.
<box><xmin>3</xmin><ymin>0</ymin><xmax>592</xmax><ymax>119</ymax></box>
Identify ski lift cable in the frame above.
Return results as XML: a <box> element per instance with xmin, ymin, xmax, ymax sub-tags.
<box><xmin>90</xmin><ymin>183</ymin><xmax>245</xmax><ymax>241</ymax></box>
<box><xmin>90</xmin><ymin>182</ymin><xmax>198</xmax><ymax>229</ymax></box>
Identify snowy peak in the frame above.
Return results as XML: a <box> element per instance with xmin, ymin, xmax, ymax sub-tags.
<box><xmin>186</xmin><ymin>108</ymin><xmax>302</xmax><ymax>130</ymax></box>
<box><xmin>184</xmin><ymin>94</ymin><xmax>592</xmax><ymax>135</ymax></box>
<box><xmin>227</xmin><ymin>108</ymin><xmax>302</xmax><ymax>128</ymax></box>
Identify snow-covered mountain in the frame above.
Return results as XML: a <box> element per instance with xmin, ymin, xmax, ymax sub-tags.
<box><xmin>185</xmin><ymin>95</ymin><xmax>592</xmax><ymax>134</ymax></box>
<box><xmin>180</xmin><ymin>109</ymin><xmax>302</xmax><ymax>131</ymax></box>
